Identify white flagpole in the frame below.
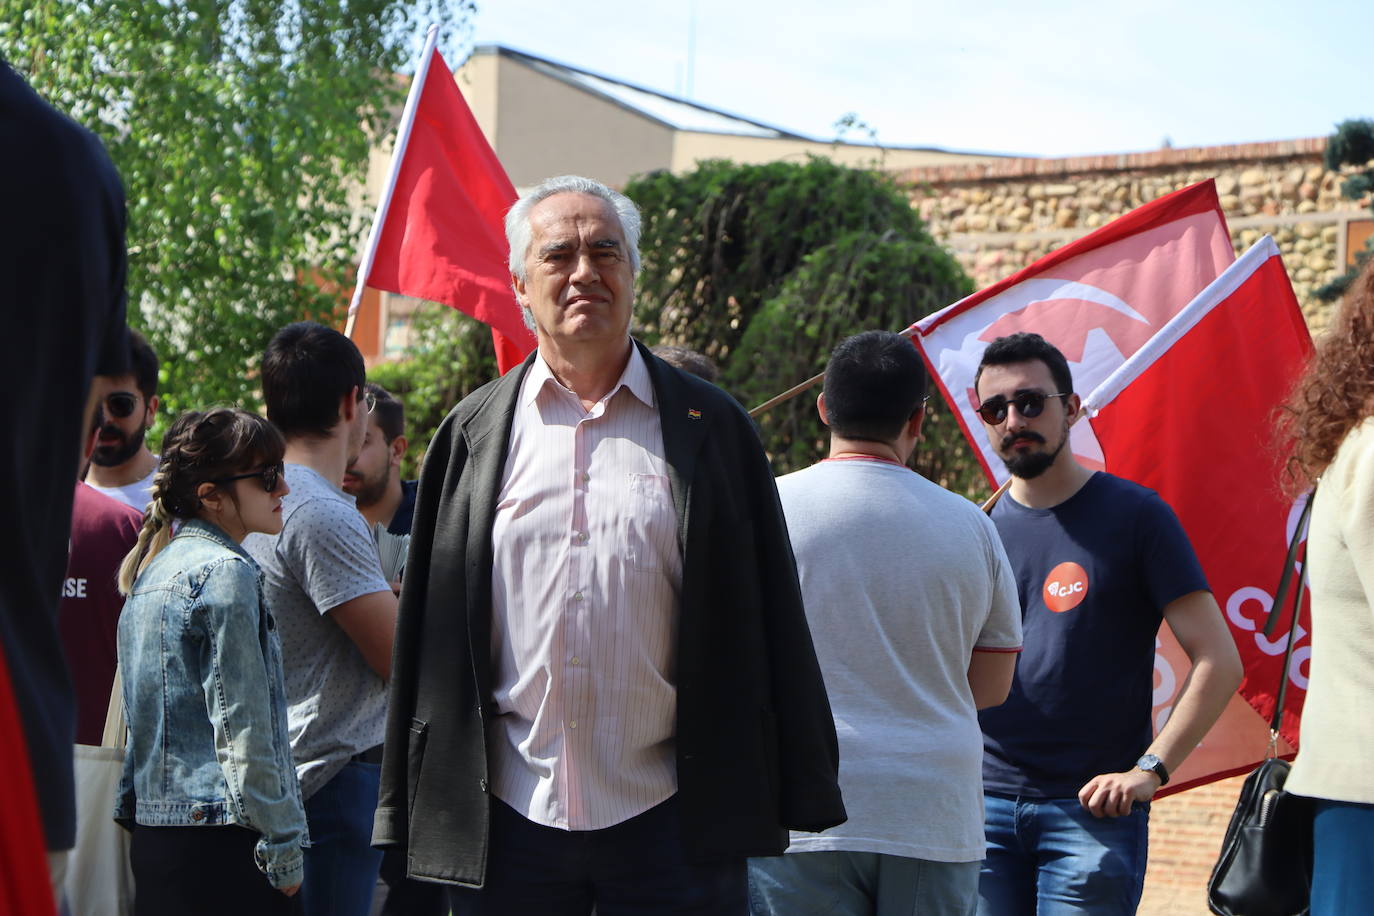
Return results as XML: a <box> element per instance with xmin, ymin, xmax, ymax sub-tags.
<box><xmin>345</xmin><ymin>23</ymin><xmax>442</xmax><ymax>339</ymax></box>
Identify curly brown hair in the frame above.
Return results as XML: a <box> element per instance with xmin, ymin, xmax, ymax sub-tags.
<box><xmin>117</xmin><ymin>407</ymin><xmax>284</xmax><ymax>594</ymax></box>
<box><xmin>1281</xmin><ymin>257</ymin><xmax>1374</xmax><ymax>491</ymax></box>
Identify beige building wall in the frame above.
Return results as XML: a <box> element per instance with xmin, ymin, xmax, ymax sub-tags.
<box><xmin>454</xmin><ymin>50</ymin><xmax>499</xmax><ymax>142</ymax></box>
<box><xmin>481</xmin><ymin>54</ymin><xmax>676</xmax><ymax>189</ymax></box>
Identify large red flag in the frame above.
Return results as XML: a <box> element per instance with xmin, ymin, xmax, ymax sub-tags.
<box><xmin>911</xmin><ymin>179</ymin><xmax>1312</xmax><ymax>793</ymax></box>
<box><xmin>908</xmin><ymin>179</ymin><xmax>1236</xmax><ymax>484</ymax></box>
<box><xmin>351</xmin><ymin>26</ymin><xmax>535</xmax><ymax>374</ymax></box>
<box><xmin>1086</xmin><ymin>237</ymin><xmax>1313</xmax><ymax>788</ymax></box>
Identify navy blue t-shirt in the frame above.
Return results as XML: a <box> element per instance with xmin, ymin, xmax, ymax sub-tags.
<box><xmin>387</xmin><ymin>479</ymin><xmax>418</xmax><ymax>536</ymax></box>
<box><xmin>980</xmin><ymin>472</ymin><xmax>1208</xmax><ymax>798</ymax></box>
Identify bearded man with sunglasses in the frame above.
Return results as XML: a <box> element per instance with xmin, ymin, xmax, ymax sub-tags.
<box><xmin>971</xmin><ymin>333</ymin><xmax>1242</xmax><ymax>916</ymax></box>
<box><xmin>87</xmin><ymin>330</ymin><xmax>160</xmax><ymax>512</ymax></box>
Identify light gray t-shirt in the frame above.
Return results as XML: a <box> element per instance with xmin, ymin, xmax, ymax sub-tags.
<box><xmin>243</xmin><ymin>464</ymin><xmax>391</xmax><ymax>799</ymax></box>
<box><xmin>778</xmin><ymin>459</ymin><xmax>1022</xmax><ymax>862</ymax></box>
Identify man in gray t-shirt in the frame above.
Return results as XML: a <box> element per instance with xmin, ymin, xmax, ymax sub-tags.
<box><xmin>244</xmin><ymin>322</ymin><xmax>397</xmax><ymax>916</ymax></box>
<box><xmin>246</xmin><ymin>464</ymin><xmax>390</xmax><ymax>796</ymax></box>
<box><xmin>748</xmin><ymin>331</ymin><xmax>1023</xmax><ymax>916</ymax></box>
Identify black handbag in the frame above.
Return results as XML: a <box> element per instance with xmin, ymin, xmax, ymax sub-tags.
<box><xmin>1207</xmin><ymin>490</ymin><xmax>1315</xmax><ymax>916</ymax></box>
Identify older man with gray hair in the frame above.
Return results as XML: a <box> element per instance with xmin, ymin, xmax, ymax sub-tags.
<box><xmin>374</xmin><ymin>175</ymin><xmax>845</xmax><ymax>914</ymax></box>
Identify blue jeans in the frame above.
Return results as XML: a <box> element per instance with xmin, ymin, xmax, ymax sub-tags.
<box><xmin>301</xmin><ymin>761</ymin><xmax>384</xmax><ymax>916</ymax></box>
<box><xmin>977</xmin><ymin>793</ymin><xmax>1148</xmax><ymax>916</ymax></box>
<box><xmin>447</xmin><ymin>795</ymin><xmax>746</xmax><ymax>915</ymax></box>
<box><xmin>1311</xmin><ymin>798</ymin><xmax>1374</xmax><ymax>915</ymax></box>
<box><xmin>749</xmin><ymin>850</ymin><xmax>979</xmax><ymax>915</ymax></box>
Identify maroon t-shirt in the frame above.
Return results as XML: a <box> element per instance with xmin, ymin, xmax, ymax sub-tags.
<box><xmin>59</xmin><ymin>483</ymin><xmax>142</xmax><ymax>745</ymax></box>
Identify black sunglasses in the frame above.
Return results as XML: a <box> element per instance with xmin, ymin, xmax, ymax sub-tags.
<box><xmin>975</xmin><ymin>390</ymin><xmax>1069</xmax><ymax>424</ymax></box>
<box><xmin>106</xmin><ymin>391</ymin><xmax>140</xmax><ymax>419</ymax></box>
<box><xmin>215</xmin><ymin>462</ymin><xmax>284</xmax><ymax>493</ymax></box>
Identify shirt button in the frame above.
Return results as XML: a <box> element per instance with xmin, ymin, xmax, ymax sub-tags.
<box><xmin>571</xmin><ymin>656</ymin><xmax>581</xmax><ymax>665</ymax></box>
<box><xmin>573</xmin><ymin>591</ymin><xmax>584</xmax><ymax>602</ymax></box>
<box><xmin>569</xmin><ymin>720</ymin><xmax>578</xmax><ymax>729</ymax></box>
<box><xmin>581</xmin><ymin>471</ymin><xmax>591</xmax><ymax>483</ymax></box>
<box><xmin>576</xmin><ymin>531</ymin><xmax>589</xmax><ymax>543</ymax></box>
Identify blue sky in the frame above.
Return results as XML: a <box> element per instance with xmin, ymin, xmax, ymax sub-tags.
<box><xmin>459</xmin><ymin>0</ymin><xmax>1371</xmax><ymax>158</ymax></box>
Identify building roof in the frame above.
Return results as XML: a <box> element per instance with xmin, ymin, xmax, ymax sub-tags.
<box><xmin>476</xmin><ymin>44</ymin><xmax>811</xmax><ymax>140</ymax></box>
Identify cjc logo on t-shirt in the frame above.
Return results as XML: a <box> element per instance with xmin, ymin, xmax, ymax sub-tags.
<box><xmin>1042</xmin><ymin>561</ymin><xmax>1089</xmax><ymax>612</ymax></box>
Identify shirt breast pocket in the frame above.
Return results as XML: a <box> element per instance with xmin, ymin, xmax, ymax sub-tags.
<box><xmin>622</xmin><ymin>473</ymin><xmax>676</xmax><ymax>572</ymax></box>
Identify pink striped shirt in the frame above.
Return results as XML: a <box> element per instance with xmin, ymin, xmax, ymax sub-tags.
<box><xmin>488</xmin><ymin>344</ymin><xmax>682</xmax><ymax>830</ymax></box>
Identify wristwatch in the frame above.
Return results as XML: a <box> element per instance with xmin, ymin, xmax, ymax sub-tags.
<box><xmin>1136</xmin><ymin>753</ymin><xmax>1169</xmax><ymax>785</ymax></box>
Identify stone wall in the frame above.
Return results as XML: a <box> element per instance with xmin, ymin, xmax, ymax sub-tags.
<box><xmin>899</xmin><ymin>139</ymin><xmax>1372</xmax><ymax>333</ymax></box>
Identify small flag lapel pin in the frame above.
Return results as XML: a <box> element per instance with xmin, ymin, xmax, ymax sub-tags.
<box><xmin>687</xmin><ymin>408</ymin><xmax>702</xmax><ymax>420</ymax></box>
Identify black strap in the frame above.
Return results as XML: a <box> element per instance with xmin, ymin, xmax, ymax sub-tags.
<box><xmin>1266</xmin><ymin>486</ymin><xmax>1315</xmax><ymax>733</ymax></box>
<box><xmin>1264</xmin><ymin>487</ymin><xmax>1316</xmax><ymax>637</ymax></box>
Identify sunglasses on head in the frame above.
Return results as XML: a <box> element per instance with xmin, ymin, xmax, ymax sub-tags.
<box><xmin>215</xmin><ymin>462</ymin><xmax>284</xmax><ymax>493</ymax></box>
<box><xmin>105</xmin><ymin>392</ymin><xmax>140</xmax><ymax>419</ymax></box>
<box><xmin>975</xmin><ymin>390</ymin><xmax>1069</xmax><ymax>425</ymax></box>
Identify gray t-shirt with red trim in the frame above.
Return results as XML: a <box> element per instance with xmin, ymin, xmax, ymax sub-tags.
<box><xmin>778</xmin><ymin>459</ymin><xmax>1022</xmax><ymax>862</ymax></box>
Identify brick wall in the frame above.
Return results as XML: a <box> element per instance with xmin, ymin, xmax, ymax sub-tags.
<box><xmin>1138</xmin><ymin>774</ymin><xmax>1246</xmax><ymax>914</ymax></box>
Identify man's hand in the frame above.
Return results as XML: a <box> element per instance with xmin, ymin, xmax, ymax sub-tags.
<box><xmin>1077</xmin><ymin>769</ymin><xmax>1160</xmax><ymax>818</ymax></box>
<box><xmin>280</xmin><ymin>883</ymin><xmax>301</xmax><ymax>897</ymax></box>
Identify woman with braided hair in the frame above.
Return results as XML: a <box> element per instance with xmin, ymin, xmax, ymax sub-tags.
<box><xmin>114</xmin><ymin>407</ymin><xmax>307</xmax><ymax>914</ymax></box>
<box><xmin>1282</xmin><ymin>257</ymin><xmax>1374</xmax><ymax>914</ymax></box>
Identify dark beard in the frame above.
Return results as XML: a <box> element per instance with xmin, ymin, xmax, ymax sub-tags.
<box><xmin>349</xmin><ymin>469</ymin><xmax>391</xmax><ymax>510</ymax></box>
<box><xmin>90</xmin><ymin>423</ymin><xmax>146</xmax><ymax>468</ymax></box>
<box><xmin>1001</xmin><ymin>430</ymin><xmax>1066</xmax><ymax>480</ymax></box>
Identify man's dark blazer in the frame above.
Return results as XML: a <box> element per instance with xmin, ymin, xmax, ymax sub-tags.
<box><xmin>373</xmin><ymin>341</ymin><xmax>845</xmax><ymax>887</ymax></box>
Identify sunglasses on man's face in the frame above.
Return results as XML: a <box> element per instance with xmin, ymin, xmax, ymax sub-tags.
<box><xmin>105</xmin><ymin>391</ymin><xmax>140</xmax><ymax>419</ymax></box>
<box><xmin>216</xmin><ymin>462</ymin><xmax>284</xmax><ymax>494</ymax></box>
<box><xmin>975</xmin><ymin>390</ymin><xmax>1069</xmax><ymax>425</ymax></box>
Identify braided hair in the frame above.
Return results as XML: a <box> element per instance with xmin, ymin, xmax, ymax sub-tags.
<box><xmin>117</xmin><ymin>407</ymin><xmax>285</xmax><ymax>595</ymax></box>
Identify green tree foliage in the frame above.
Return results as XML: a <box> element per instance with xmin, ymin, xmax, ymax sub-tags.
<box><xmin>626</xmin><ymin>157</ymin><xmax>986</xmax><ymax>494</ymax></box>
<box><xmin>367</xmin><ymin>303</ymin><xmax>496</xmax><ymax>480</ymax></box>
<box><xmin>0</xmin><ymin>0</ymin><xmax>469</xmax><ymax>432</ymax></box>
<box><xmin>626</xmin><ymin>158</ymin><xmax>924</xmax><ymax>365</ymax></box>
<box><xmin>732</xmin><ymin>231</ymin><xmax>983</xmax><ymax>492</ymax></box>
<box><xmin>1317</xmin><ymin>118</ymin><xmax>1374</xmax><ymax>301</ymax></box>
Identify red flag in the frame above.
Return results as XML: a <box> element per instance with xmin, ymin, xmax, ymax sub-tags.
<box><xmin>912</xmin><ymin>186</ymin><xmax>1314</xmax><ymax>794</ymax></box>
<box><xmin>1087</xmin><ymin>237</ymin><xmax>1313</xmax><ymax>789</ymax></box>
<box><xmin>352</xmin><ymin>26</ymin><xmax>535</xmax><ymax>374</ymax></box>
<box><xmin>0</xmin><ymin>645</ymin><xmax>58</xmax><ymax>916</ymax></box>
<box><xmin>909</xmin><ymin>179</ymin><xmax>1235</xmax><ymax>484</ymax></box>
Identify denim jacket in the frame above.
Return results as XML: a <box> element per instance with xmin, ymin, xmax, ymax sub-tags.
<box><xmin>115</xmin><ymin>519</ymin><xmax>308</xmax><ymax>889</ymax></box>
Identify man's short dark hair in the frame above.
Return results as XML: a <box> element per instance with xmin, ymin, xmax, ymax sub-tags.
<box><xmin>261</xmin><ymin>322</ymin><xmax>366</xmax><ymax>439</ymax></box>
<box><xmin>822</xmin><ymin>331</ymin><xmax>927</xmax><ymax>442</ymax></box>
<box><xmin>366</xmin><ymin>382</ymin><xmax>405</xmax><ymax>443</ymax></box>
<box><xmin>129</xmin><ymin>329</ymin><xmax>159</xmax><ymax>399</ymax></box>
<box><xmin>974</xmin><ymin>332</ymin><xmax>1074</xmax><ymax>398</ymax></box>
<box><xmin>650</xmin><ymin>345</ymin><xmax>719</xmax><ymax>384</ymax></box>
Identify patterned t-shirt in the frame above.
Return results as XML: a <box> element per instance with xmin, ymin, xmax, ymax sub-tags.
<box><xmin>244</xmin><ymin>464</ymin><xmax>391</xmax><ymax>798</ymax></box>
